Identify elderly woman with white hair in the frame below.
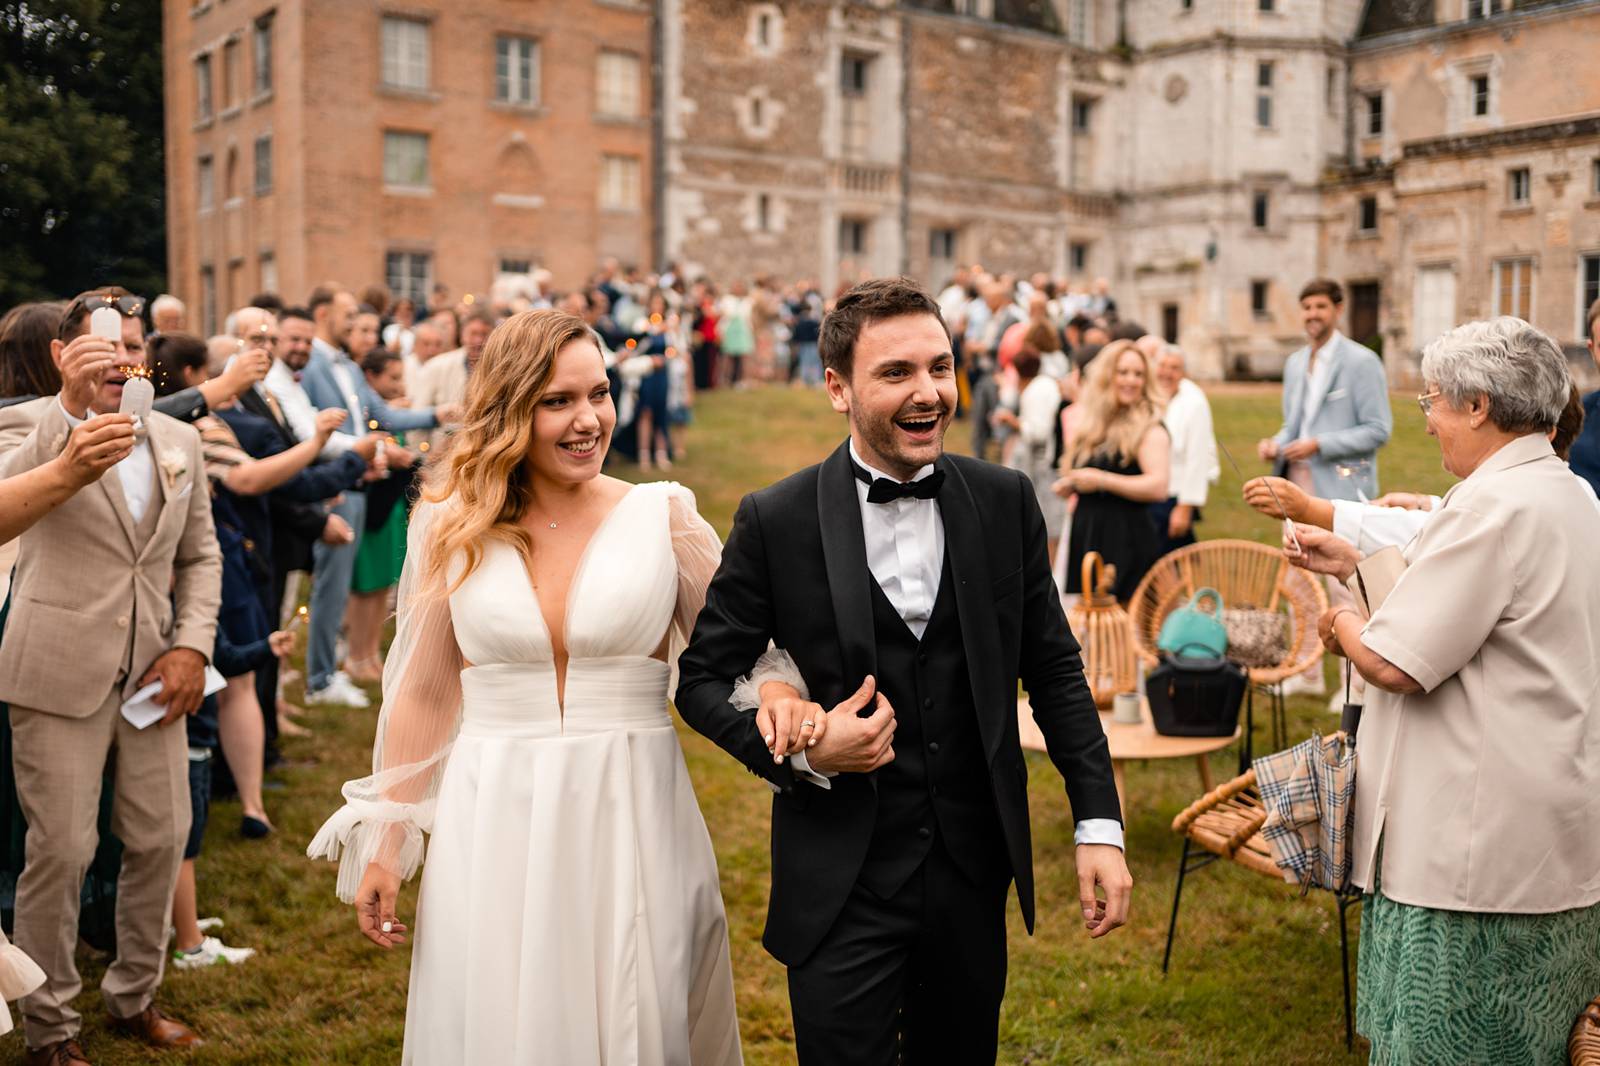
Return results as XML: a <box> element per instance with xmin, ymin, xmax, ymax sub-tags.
<box><xmin>1290</xmin><ymin>317</ymin><xmax>1600</xmax><ymax>1064</ymax></box>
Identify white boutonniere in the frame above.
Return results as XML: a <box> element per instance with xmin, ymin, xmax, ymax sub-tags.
<box><xmin>158</xmin><ymin>449</ymin><xmax>188</xmax><ymax>491</ymax></box>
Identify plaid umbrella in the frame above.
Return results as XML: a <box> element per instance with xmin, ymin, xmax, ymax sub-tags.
<box><xmin>1253</xmin><ymin>730</ymin><xmax>1357</xmax><ymax>895</ymax></box>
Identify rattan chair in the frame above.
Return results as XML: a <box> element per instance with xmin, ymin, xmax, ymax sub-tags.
<box><xmin>1129</xmin><ymin>539</ymin><xmax>1329</xmax><ymax>759</ymax></box>
<box><xmin>1163</xmin><ymin>766</ymin><xmax>1363</xmax><ymax>1050</ymax></box>
<box><xmin>1574</xmin><ymin>995</ymin><xmax>1600</xmax><ymax>1065</ymax></box>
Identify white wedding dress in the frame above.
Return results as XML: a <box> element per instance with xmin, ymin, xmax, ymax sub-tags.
<box><xmin>309</xmin><ymin>482</ymin><xmax>742</xmax><ymax>1065</ymax></box>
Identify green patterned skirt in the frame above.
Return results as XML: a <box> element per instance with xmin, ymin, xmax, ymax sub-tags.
<box><xmin>1357</xmin><ymin>883</ymin><xmax>1600</xmax><ymax>1065</ymax></box>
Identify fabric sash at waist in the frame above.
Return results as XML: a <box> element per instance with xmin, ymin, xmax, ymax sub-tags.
<box><xmin>458</xmin><ymin>658</ymin><xmax>672</xmax><ymax>738</ymax></box>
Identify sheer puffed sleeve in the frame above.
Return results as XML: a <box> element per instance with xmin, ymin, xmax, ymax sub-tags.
<box><xmin>307</xmin><ymin>498</ymin><xmax>465</xmax><ymax>903</ymax></box>
<box><xmin>667</xmin><ymin>484</ymin><xmax>723</xmax><ymax>668</ymax></box>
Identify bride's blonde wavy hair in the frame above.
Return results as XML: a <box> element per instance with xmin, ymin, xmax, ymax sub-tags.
<box><xmin>1067</xmin><ymin>339</ymin><xmax>1164</xmax><ymax>468</ymax></box>
<box><xmin>419</xmin><ymin>309</ymin><xmax>599</xmax><ymax>595</ymax></box>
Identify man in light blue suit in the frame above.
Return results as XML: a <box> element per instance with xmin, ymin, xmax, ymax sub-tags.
<box><xmin>1257</xmin><ymin>277</ymin><xmax>1391</xmax><ymax>698</ymax></box>
<box><xmin>1257</xmin><ymin>278</ymin><xmax>1391</xmax><ymax>499</ymax></box>
<box><xmin>298</xmin><ymin>286</ymin><xmax>461</xmax><ymax>706</ymax></box>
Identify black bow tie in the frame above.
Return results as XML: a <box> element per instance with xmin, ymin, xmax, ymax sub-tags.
<box><xmin>852</xmin><ymin>461</ymin><xmax>944</xmax><ymax>504</ymax></box>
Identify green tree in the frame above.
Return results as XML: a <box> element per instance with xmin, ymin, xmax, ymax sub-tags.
<box><xmin>0</xmin><ymin>1</ymin><xmax>166</xmax><ymax>308</ymax></box>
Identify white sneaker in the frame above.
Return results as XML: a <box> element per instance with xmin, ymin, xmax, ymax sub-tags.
<box><xmin>306</xmin><ymin>674</ymin><xmax>370</xmax><ymax>708</ymax></box>
<box><xmin>168</xmin><ymin>917</ymin><xmax>223</xmax><ymax>945</ymax></box>
<box><xmin>1280</xmin><ymin>672</ymin><xmax>1326</xmax><ymax>697</ymax></box>
<box><xmin>172</xmin><ymin>935</ymin><xmax>255</xmax><ymax>970</ymax></box>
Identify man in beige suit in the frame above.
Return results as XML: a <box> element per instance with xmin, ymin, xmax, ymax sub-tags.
<box><xmin>0</xmin><ymin>289</ymin><xmax>221</xmax><ymax>1066</ymax></box>
<box><xmin>412</xmin><ymin>308</ymin><xmax>492</xmax><ymax>455</ymax></box>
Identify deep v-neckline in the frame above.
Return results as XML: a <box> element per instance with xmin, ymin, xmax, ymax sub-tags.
<box><xmin>518</xmin><ymin>483</ymin><xmax>643</xmax><ymax>714</ymax></box>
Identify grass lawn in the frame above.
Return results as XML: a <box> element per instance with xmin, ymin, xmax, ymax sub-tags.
<box><xmin>51</xmin><ymin>384</ymin><xmax>1453</xmax><ymax>1065</ymax></box>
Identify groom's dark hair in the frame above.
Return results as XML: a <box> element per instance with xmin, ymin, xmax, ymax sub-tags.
<box><xmin>819</xmin><ymin>277</ymin><xmax>949</xmax><ymax>381</ymax></box>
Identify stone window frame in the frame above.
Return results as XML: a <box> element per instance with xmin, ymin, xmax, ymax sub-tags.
<box><xmin>251</xmin><ymin>12</ymin><xmax>274</xmax><ymax>100</ymax></box>
<box><xmin>1491</xmin><ymin>256</ymin><xmax>1535</xmax><ymax>320</ymax></box>
<box><xmin>258</xmin><ymin>250</ymin><xmax>277</xmax><ymax>296</ymax></box>
<box><xmin>1254</xmin><ymin>59</ymin><xmax>1275</xmax><ymax>131</ymax></box>
<box><xmin>839</xmin><ymin>216</ymin><xmax>871</xmax><ymax>258</ymax></box>
<box><xmin>379</xmin><ymin>13</ymin><xmax>432</xmax><ymax>94</ymax></box>
<box><xmin>1464</xmin><ymin>0</ymin><xmax>1506</xmax><ymax>20</ymax></box>
<box><xmin>1362</xmin><ymin>90</ymin><xmax>1385</xmax><ymax>138</ymax></box>
<box><xmin>1250</xmin><ymin>279</ymin><xmax>1271</xmax><ymax>319</ymax></box>
<box><xmin>1591</xmin><ymin>157</ymin><xmax>1600</xmax><ymax>201</ymax></box>
<box><xmin>1067</xmin><ymin>0</ymin><xmax>1092</xmax><ymax>46</ymax></box>
<box><xmin>1069</xmin><ymin>239</ymin><xmax>1091</xmax><ymax>274</ymax></box>
<box><xmin>193</xmin><ymin>52</ymin><xmax>215</xmax><ymax>127</ymax></box>
<box><xmin>737</xmin><ymin>86</ymin><xmax>781</xmax><ymax>141</ymax></box>
<box><xmin>1506</xmin><ymin>166</ymin><xmax>1532</xmax><ymax>208</ymax></box>
<box><xmin>197</xmin><ymin>154</ymin><xmax>215</xmax><ymax>213</ymax></box>
<box><xmin>1355</xmin><ymin>195</ymin><xmax>1379</xmax><ymax>237</ymax></box>
<box><xmin>1250</xmin><ymin>189</ymin><xmax>1271</xmax><ymax>232</ymax></box>
<box><xmin>1447</xmin><ymin>54</ymin><xmax>1501</xmax><ymax>131</ymax></box>
<box><xmin>385</xmin><ymin>250</ymin><xmax>434</xmax><ymax>305</ymax></box>
<box><xmin>746</xmin><ymin>191</ymin><xmax>785</xmax><ymax>237</ymax></box>
<box><xmin>382</xmin><ymin>129</ymin><xmax>433</xmax><ymax>194</ymax></box>
<box><xmin>596</xmin><ymin>48</ymin><xmax>642</xmax><ymax>120</ymax></box>
<box><xmin>492</xmin><ymin>33</ymin><xmax>542</xmax><ymax>109</ymax></box>
<box><xmin>1576</xmin><ymin>251</ymin><xmax>1600</xmax><ymax>340</ymax></box>
<box><xmin>747</xmin><ymin>3</ymin><xmax>785</xmax><ymax>57</ymax></box>
<box><xmin>253</xmin><ymin>132</ymin><xmax>273</xmax><ymax>196</ymax></box>
<box><xmin>599</xmin><ymin>154</ymin><xmax>643</xmax><ymax>213</ymax></box>
<box><xmin>220</xmin><ymin>34</ymin><xmax>243</xmax><ymax>117</ymax></box>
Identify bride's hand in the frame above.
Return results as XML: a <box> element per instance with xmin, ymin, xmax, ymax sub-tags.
<box><xmin>755</xmin><ymin>681</ymin><xmax>832</xmax><ymax>760</ymax></box>
<box><xmin>355</xmin><ymin>862</ymin><xmax>407</xmax><ymax>949</ymax></box>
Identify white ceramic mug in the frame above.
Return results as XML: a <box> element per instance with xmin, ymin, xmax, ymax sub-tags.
<box><xmin>1112</xmin><ymin>691</ymin><xmax>1142</xmax><ymax>725</ymax></box>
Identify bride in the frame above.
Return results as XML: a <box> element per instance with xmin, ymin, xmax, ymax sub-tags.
<box><xmin>308</xmin><ymin>309</ymin><xmax>742</xmax><ymax>1064</ymax></box>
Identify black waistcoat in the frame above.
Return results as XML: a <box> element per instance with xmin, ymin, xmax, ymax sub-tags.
<box><xmin>858</xmin><ymin>553</ymin><xmax>1010</xmax><ymax>898</ymax></box>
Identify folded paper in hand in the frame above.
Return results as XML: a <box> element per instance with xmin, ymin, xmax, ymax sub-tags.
<box><xmin>120</xmin><ymin>666</ymin><xmax>227</xmax><ymax>729</ymax></box>
<box><xmin>1348</xmin><ymin>545</ymin><xmax>1406</xmax><ymax>619</ymax></box>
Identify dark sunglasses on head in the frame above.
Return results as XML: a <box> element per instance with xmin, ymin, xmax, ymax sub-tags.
<box><xmin>83</xmin><ymin>293</ymin><xmax>146</xmax><ymax>317</ymax></box>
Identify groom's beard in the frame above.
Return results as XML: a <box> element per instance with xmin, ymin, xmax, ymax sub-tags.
<box><xmin>853</xmin><ymin>401</ymin><xmax>950</xmax><ymax>477</ymax></box>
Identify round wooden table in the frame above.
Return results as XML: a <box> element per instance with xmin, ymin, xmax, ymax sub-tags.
<box><xmin>1016</xmin><ymin>696</ymin><xmax>1239</xmax><ymax>812</ymax></box>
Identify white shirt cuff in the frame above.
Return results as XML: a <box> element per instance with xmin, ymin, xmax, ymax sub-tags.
<box><xmin>789</xmin><ymin>748</ymin><xmax>836</xmax><ymax>790</ymax></box>
<box><xmin>1331</xmin><ymin>499</ymin><xmax>1364</xmax><ymax>548</ymax></box>
<box><xmin>1074</xmin><ymin>818</ymin><xmax>1125</xmax><ymax>850</ymax></box>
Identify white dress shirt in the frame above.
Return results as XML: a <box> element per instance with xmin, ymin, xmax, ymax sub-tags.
<box><xmin>264</xmin><ymin>358</ymin><xmax>357</xmax><ymax>459</ymax></box>
<box><xmin>1164</xmin><ymin>377</ymin><xmax>1220</xmax><ymax>507</ymax></box>
<box><xmin>795</xmin><ymin>440</ymin><xmax>1124</xmax><ymax>850</ymax></box>
<box><xmin>60</xmin><ymin>399</ymin><xmax>155</xmax><ymax>523</ymax></box>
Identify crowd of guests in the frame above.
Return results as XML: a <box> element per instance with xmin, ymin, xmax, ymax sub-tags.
<box><xmin>1</xmin><ymin>258</ymin><xmax>1597</xmax><ymax>1064</ymax></box>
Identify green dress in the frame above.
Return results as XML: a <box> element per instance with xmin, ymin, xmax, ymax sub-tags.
<box><xmin>352</xmin><ymin>500</ymin><xmax>407</xmax><ymax>593</ymax></box>
<box><xmin>1358</xmin><ymin>858</ymin><xmax>1600</xmax><ymax>1065</ymax></box>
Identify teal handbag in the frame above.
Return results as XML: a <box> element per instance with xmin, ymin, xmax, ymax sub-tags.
<box><xmin>1157</xmin><ymin>588</ymin><xmax>1230</xmax><ymax>659</ymax></box>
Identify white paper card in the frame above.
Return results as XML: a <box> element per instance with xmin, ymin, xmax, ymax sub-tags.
<box><xmin>90</xmin><ymin>307</ymin><xmax>122</xmax><ymax>342</ymax></box>
<box><xmin>120</xmin><ymin>666</ymin><xmax>227</xmax><ymax>729</ymax></box>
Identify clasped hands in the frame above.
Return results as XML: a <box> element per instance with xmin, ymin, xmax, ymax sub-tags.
<box><xmin>755</xmin><ymin>676</ymin><xmax>896</xmax><ymax>773</ymax></box>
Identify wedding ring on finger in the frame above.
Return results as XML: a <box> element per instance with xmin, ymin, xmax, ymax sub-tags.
<box><xmin>801</xmin><ymin>720</ymin><xmax>815</xmax><ymax>729</ymax></box>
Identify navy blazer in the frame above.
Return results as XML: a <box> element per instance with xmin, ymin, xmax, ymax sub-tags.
<box><xmin>214</xmin><ymin>404</ymin><xmax>367</xmax><ymax>572</ymax></box>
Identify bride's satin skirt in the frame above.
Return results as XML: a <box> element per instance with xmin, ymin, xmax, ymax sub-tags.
<box><xmin>402</xmin><ymin>662</ymin><xmax>742</xmax><ymax>1065</ymax></box>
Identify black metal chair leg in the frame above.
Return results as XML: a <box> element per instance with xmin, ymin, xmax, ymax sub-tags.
<box><xmin>1162</xmin><ymin>838</ymin><xmax>1192</xmax><ymax>974</ymax></box>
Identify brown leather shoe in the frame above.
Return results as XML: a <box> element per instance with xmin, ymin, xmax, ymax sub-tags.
<box><xmin>24</xmin><ymin>1039</ymin><xmax>92</xmax><ymax>1066</ymax></box>
<box><xmin>107</xmin><ymin>1004</ymin><xmax>202</xmax><ymax>1049</ymax></box>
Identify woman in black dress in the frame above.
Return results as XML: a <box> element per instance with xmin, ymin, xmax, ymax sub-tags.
<box><xmin>1055</xmin><ymin>339</ymin><xmax>1171</xmax><ymax>601</ymax></box>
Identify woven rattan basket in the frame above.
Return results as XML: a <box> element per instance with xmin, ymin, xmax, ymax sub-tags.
<box><xmin>1066</xmin><ymin>551</ymin><xmax>1138</xmax><ymax>709</ymax></box>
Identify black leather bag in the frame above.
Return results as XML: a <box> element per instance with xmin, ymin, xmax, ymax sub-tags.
<box><xmin>1147</xmin><ymin>654</ymin><xmax>1247</xmax><ymax>738</ymax></box>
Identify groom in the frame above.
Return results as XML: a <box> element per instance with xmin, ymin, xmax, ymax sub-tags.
<box><xmin>676</xmin><ymin>277</ymin><xmax>1130</xmax><ymax>1063</ymax></box>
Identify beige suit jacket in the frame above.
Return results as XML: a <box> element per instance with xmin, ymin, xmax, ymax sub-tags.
<box><xmin>0</xmin><ymin>398</ymin><xmax>222</xmax><ymax>717</ymax></box>
<box><xmin>411</xmin><ymin>348</ymin><xmax>467</xmax><ymax>456</ymax></box>
<box><xmin>1355</xmin><ymin>433</ymin><xmax>1600</xmax><ymax>913</ymax></box>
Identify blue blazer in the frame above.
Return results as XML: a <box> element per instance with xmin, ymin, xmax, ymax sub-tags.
<box><xmin>1273</xmin><ymin>332</ymin><xmax>1392</xmax><ymax>499</ymax></box>
<box><xmin>301</xmin><ymin>341</ymin><xmax>438</xmax><ymax>435</ymax></box>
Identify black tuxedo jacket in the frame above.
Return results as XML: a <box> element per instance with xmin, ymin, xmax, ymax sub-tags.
<box><xmin>675</xmin><ymin>441</ymin><xmax>1121</xmax><ymax>966</ymax></box>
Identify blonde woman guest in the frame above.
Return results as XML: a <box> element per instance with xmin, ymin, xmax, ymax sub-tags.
<box><xmin>1291</xmin><ymin>318</ymin><xmax>1600</xmax><ymax>1066</ymax></box>
<box><xmin>1053</xmin><ymin>340</ymin><xmax>1170</xmax><ymax>600</ymax></box>
<box><xmin>309</xmin><ymin>311</ymin><xmax>741</xmax><ymax>1065</ymax></box>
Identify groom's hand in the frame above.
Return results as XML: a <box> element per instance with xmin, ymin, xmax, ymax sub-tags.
<box><xmin>806</xmin><ymin>687</ymin><xmax>897</xmax><ymax>774</ymax></box>
<box><xmin>1076</xmin><ymin>844</ymin><xmax>1133</xmax><ymax>939</ymax></box>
